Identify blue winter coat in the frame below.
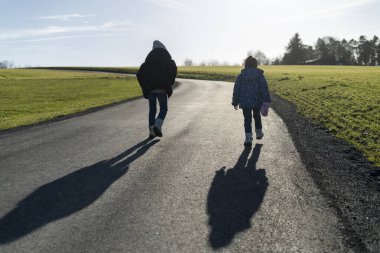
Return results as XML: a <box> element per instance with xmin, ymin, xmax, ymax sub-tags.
<box><xmin>232</xmin><ymin>67</ymin><xmax>271</xmax><ymax>108</ymax></box>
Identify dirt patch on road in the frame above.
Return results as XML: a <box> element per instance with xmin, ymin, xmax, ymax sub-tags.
<box><xmin>270</xmin><ymin>93</ymin><xmax>379</xmax><ymax>252</ymax></box>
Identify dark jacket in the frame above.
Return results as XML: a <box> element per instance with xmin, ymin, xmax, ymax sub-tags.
<box><xmin>136</xmin><ymin>48</ymin><xmax>177</xmax><ymax>98</ymax></box>
<box><xmin>232</xmin><ymin>67</ymin><xmax>271</xmax><ymax>108</ymax></box>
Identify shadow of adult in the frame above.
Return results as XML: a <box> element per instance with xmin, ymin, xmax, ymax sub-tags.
<box><xmin>207</xmin><ymin>144</ymin><xmax>268</xmax><ymax>249</ymax></box>
<box><xmin>0</xmin><ymin>138</ymin><xmax>159</xmax><ymax>244</ymax></box>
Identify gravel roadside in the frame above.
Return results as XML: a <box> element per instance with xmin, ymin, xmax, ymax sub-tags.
<box><xmin>270</xmin><ymin>93</ymin><xmax>380</xmax><ymax>252</ymax></box>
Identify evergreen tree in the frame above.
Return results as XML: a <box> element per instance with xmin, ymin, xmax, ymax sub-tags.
<box><xmin>277</xmin><ymin>34</ymin><xmax>379</xmax><ymax>65</ymax></box>
<box><xmin>348</xmin><ymin>39</ymin><xmax>358</xmax><ymax>64</ymax></box>
<box><xmin>305</xmin><ymin>45</ymin><xmax>317</xmax><ymax>61</ymax></box>
<box><xmin>315</xmin><ymin>37</ymin><xmax>355</xmax><ymax>65</ymax></box>
<box><xmin>369</xmin><ymin>36</ymin><xmax>379</xmax><ymax>66</ymax></box>
<box><xmin>282</xmin><ymin>33</ymin><xmax>307</xmax><ymax>64</ymax></box>
<box><xmin>376</xmin><ymin>38</ymin><xmax>380</xmax><ymax>65</ymax></box>
<box><xmin>328</xmin><ymin>37</ymin><xmax>353</xmax><ymax>65</ymax></box>
<box><xmin>357</xmin><ymin>36</ymin><xmax>372</xmax><ymax>65</ymax></box>
<box><xmin>340</xmin><ymin>39</ymin><xmax>355</xmax><ymax>65</ymax></box>
<box><xmin>315</xmin><ymin>38</ymin><xmax>334</xmax><ymax>64</ymax></box>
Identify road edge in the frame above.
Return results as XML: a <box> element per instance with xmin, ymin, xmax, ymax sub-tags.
<box><xmin>270</xmin><ymin>92</ymin><xmax>379</xmax><ymax>252</ymax></box>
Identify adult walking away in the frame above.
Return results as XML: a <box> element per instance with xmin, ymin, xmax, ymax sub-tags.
<box><xmin>137</xmin><ymin>40</ymin><xmax>177</xmax><ymax>138</ymax></box>
<box><xmin>232</xmin><ymin>56</ymin><xmax>271</xmax><ymax>147</ymax></box>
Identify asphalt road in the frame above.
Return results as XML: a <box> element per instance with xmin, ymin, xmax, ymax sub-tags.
<box><xmin>0</xmin><ymin>79</ymin><xmax>349</xmax><ymax>252</ymax></box>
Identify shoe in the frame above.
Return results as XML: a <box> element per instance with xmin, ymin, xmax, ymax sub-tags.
<box><xmin>256</xmin><ymin>129</ymin><xmax>264</xmax><ymax>139</ymax></box>
<box><xmin>153</xmin><ymin>118</ymin><xmax>163</xmax><ymax>137</ymax></box>
<box><xmin>149</xmin><ymin>126</ymin><xmax>156</xmax><ymax>139</ymax></box>
<box><xmin>244</xmin><ymin>133</ymin><xmax>253</xmax><ymax>146</ymax></box>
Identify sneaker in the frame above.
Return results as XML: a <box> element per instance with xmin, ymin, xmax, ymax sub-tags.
<box><xmin>153</xmin><ymin>126</ymin><xmax>162</xmax><ymax>137</ymax></box>
<box><xmin>149</xmin><ymin>126</ymin><xmax>156</xmax><ymax>139</ymax></box>
<box><xmin>153</xmin><ymin>118</ymin><xmax>163</xmax><ymax>137</ymax></box>
<box><xmin>244</xmin><ymin>133</ymin><xmax>253</xmax><ymax>146</ymax></box>
<box><xmin>256</xmin><ymin>129</ymin><xmax>264</xmax><ymax>140</ymax></box>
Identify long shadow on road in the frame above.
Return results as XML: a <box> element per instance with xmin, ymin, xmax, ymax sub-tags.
<box><xmin>0</xmin><ymin>138</ymin><xmax>159</xmax><ymax>244</ymax></box>
<box><xmin>207</xmin><ymin>144</ymin><xmax>268</xmax><ymax>249</ymax></box>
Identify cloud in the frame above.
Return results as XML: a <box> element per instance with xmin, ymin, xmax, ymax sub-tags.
<box><xmin>143</xmin><ymin>0</ymin><xmax>189</xmax><ymax>10</ymax></box>
<box><xmin>264</xmin><ymin>0</ymin><xmax>375</xmax><ymax>26</ymax></box>
<box><xmin>0</xmin><ymin>44</ymin><xmax>73</xmax><ymax>51</ymax></box>
<box><xmin>309</xmin><ymin>0</ymin><xmax>375</xmax><ymax>19</ymax></box>
<box><xmin>0</xmin><ymin>20</ymin><xmax>133</xmax><ymax>42</ymax></box>
<box><xmin>101</xmin><ymin>20</ymin><xmax>133</xmax><ymax>29</ymax></box>
<box><xmin>27</xmin><ymin>33</ymin><xmax>121</xmax><ymax>43</ymax></box>
<box><xmin>38</xmin><ymin>14</ymin><xmax>95</xmax><ymax>21</ymax></box>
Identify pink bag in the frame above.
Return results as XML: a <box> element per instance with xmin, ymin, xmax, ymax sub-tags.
<box><xmin>261</xmin><ymin>102</ymin><xmax>270</xmax><ymax>117</ymax></box>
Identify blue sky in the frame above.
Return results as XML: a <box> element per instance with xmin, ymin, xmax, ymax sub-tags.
<box><xmin>1</xmin><ymin>0</ymin><xmax>379</xmax><ymax>67</ymax></box>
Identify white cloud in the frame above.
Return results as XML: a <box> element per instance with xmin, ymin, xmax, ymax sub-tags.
<box><xmin>143</xmin><ymin>0</ymin><xmax>189</xmax><ymax>10</ymax></box>
<box><xmin>0</xmin><ymin>20</ymin><xmax>133</xmax><ymax>42</ymax></box>
<box><xmin>101</xmin><ymin>20</ymin><xmax>133</xmax><ymax>29</ymax></box>
<box><xmin>38</xmin><ymin>14</ymin><xmax>95</xmax><ymax>21</ymax></box>
<box><xmin>306</xmin><ymin>0</ymin><xmax>374</xmax><ymax>19</ymax></box>
<box><xmin>24</xmin><ymin>33</ymin><xmax>122</xmax><ymax>43</ymax></box>
<box><xmin>264</xmin><ymin>0</ymin><xmax>375</xmax><ymax>26</ymax></box>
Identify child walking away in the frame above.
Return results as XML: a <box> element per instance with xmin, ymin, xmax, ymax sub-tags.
<box><xmin>232</xmin><ymin>56</ymin><xmax>271</xmax><ymax>147</ymax></box>
<box><xmin>137</xmin><ymin>40</ymin><xmax>177</xmax><ymax>138</ymax></box>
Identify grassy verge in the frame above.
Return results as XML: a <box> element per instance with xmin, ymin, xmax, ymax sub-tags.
<box><xmin>0</xmin><ymin>69</ymin><xmax>141</xmax><ymax>130</ymax></box>
<box><xmin>266</xmin><ymin>66</ymin><xmax>380</xmax><ymax>166</ymax></box>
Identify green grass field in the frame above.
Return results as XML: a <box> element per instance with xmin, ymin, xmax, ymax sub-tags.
<box><xmin>268</xmin><ymin>66</ymin><xmax>379</xmax><ymax>166</ymax></box>
<box><xmin>0</xmin><ymin>69</ymin><xmax>141</xmax><ymax>130</ymax></box>
<box><xmin>2</xmin><ymin>66</ymin><xmax>379</xmax><ymax>166</ymax></box>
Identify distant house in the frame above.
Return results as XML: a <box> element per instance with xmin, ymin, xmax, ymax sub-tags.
<box><xmin>304</xmin><ymin>58</ymin><xmax>322</xmax><ymax>65</ymax></box>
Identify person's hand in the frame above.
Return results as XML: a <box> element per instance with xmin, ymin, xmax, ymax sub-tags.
<box><xmin>234</xmin><ymin>105</ymin><xmax>238</xmax><ymax>110</ymax></box>
<box><xmin>261</xmin><ymin>102</ymin><xmax>270</xmax><ymax>116</ymax></box>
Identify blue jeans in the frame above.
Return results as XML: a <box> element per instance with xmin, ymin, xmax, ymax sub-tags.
<box><xmin>242</xmin><ymin>108</ymin><xmax>262</xmax><ymax>133</ymax></box>
<box><xmin>148</xmin><ymin>93</ymin><xmax>168</xmax><ymax>126</ymax></box>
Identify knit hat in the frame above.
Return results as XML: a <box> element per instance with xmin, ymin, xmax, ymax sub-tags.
<box><xmin>245</xmin><ymin>56</ymin><xmax>258</xmax><ymax>68</ymax></box>
<box><xmin>153</xmin><ymin>40</ymin><xmax>167</xmax><ymax>50</ymax></box>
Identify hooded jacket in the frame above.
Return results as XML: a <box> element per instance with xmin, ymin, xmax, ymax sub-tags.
<box><xmin>136</xmin><ymin>48</ymin><xmax>177</xmax><ymax>98</ymax></box>
<box><xmin>232</xmin><ymin>67</ymin><xmax>271</xmax><ymax>108</ymax></box>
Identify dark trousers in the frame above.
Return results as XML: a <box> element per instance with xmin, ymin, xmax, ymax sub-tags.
<box><xmin>242</xmin><ymin>108</ymin><xmax>262</xmax><ymax>133</ymax></box>
<box><xmin>148</xmin><ymin>93</ymin><xmax>168</xmax><ymax>126</ymax></box>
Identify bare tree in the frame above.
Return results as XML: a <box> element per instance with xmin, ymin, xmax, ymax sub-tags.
<box><xmin>196</xmin><ymin>60</ymin><xmax>231</xmax><ymax>66</ymax></box>
<box><xmin>247</xmin><ymin>50</ymin><xmax>269</xmax><ymax>65</ymax></box>
<box><xmin>184</xmin><ymin>58</ymin><xmax>194</xmax><ymax>66</ymax></box>
<box><xmin>0</xmin><ymin>60</ymin><xmax>14</xmax><ymax>69</ymax></box>
<box><xmin>271</xmin><ymin>55</ymin><xmax>283</xmax><ymax>65</ymax></box>
<box><xmin>207</xmin><ymin>59</ymin><xmax>220</xmax><ymax>66</ymax></box>
<box><xmin>271</xmin><ymin>58</ymin><xmax>281</xmax><ymax>65</ymax></box>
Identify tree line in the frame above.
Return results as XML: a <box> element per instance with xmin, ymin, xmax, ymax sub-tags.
<box><xmin>277</xmin><ymin>33</ymin><xmax>380</xmax><ymax>65</ymax></box>
<box><xmin>183</xmin><ymin>33</ymin><xmax>380</xmax><ymax>66</ymax></box>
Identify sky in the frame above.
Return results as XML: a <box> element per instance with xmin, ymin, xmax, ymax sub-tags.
<box><xmin>0</xmin><ymin>0</ymin><xmax>379</xmax><ymax>67</ymax></box>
